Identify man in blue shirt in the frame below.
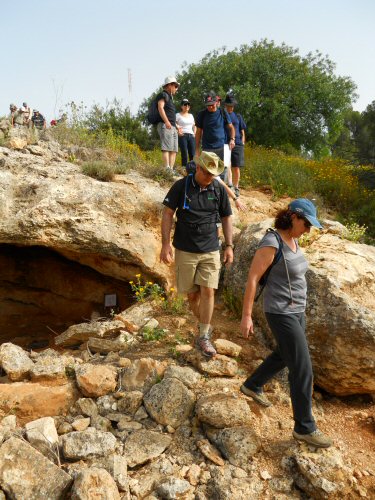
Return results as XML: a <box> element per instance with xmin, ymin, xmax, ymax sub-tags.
<box><xmin>224</xmin><ymin>94</ymin><xmax>247</xmax><ymax>197</ymax></box>
<box><xmin>195</xmin><ymin>92</ymin><xmax>235</xmax><ymax>181</ymax></box>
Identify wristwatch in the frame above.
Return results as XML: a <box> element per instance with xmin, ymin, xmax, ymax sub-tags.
<box><xmin>225</xmin><ymin>243</ymin><xmax>234</xmax><ymax>248</ymax></box>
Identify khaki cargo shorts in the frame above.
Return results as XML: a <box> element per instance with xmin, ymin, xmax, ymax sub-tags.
<box><xmin>174</xmin><ymin>249</ymin><xmax>221</xmax><ymax>294</ymax></box>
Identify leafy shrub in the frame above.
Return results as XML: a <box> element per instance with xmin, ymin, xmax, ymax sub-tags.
<box><xmin>142</xmin><ymin>326</ymin><xmax>167</xmax><ymax>341</ymax></box>
<box><xmin>81</xmin><ymin>161</ymin><xmax>115</xmax><ymax>181</ymax></box>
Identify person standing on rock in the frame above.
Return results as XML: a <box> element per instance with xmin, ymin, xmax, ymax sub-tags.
<box><xmin>160</xmin><ymin>151</ymin><xmax>234</xmax><ymax>358</ymax></box>
<box><xmin>240</xmin><ymin>198</ymin><xmax>333</xmax><ymax>448</ymax></box>
<box><xmin>157</xmin><ymin>76</ymin><xmax>180</xmax><ymax>176</ymax></box>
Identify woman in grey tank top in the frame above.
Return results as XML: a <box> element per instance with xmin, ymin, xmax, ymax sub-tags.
<box><xmin>239</xmin><ymin>199</ymin><xmax>333</xmax><ymax>448</ymax></box>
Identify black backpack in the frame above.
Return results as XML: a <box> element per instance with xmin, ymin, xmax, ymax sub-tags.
<box><xmin>255</xmin><ymin>228</ymin><xmax>284</xmax><ymax>302</ymax></box>
<box><xmin>147</xmin><ymin>92</ymin><xmax>168</xmax><ymax>125</ymax></box>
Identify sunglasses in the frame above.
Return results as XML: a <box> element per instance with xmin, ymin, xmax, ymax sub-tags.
<box><xmin>297</xmin><ymin>215</ymin><xmax>312</xmax><ymax>228</ymax></box>
<box><xmin>182</xmin><ymin>103</ymin><xmax>190</xmax><ymax>106</ymax></box>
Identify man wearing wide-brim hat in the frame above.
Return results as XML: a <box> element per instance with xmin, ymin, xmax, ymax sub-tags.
<box><xmin>156</xmin><ymin>75</ymin><xmax>180</xmax><ymax>175</ymax></box>
<box><xmin>160</xmin><ymin>151</ymin><xmax>234</xmax><ymax>357</ymax></box>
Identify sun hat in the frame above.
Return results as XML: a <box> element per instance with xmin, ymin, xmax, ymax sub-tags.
<box><xmin>289</xmin><ymin>198</ymin><xmax>323</xmax><ymax>228</ymax></box>
<box><xmin>163</xmin><ymin>75</ymin><xmax>180</xmax><ymax>88</ymax></box>
<box><xmin>204</xmin><ymin>91</ymin><xmax>218</xmax><ymax>106</ymax></box>
<box><xmin>193</xmin><ymin>151</ymin><xmax>224</xmax><ymax>176</ymax></box>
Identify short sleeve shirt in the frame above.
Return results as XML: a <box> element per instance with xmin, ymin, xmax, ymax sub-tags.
<box><xmin>157</xmin><ymin>91</ymin><xmax>176</xmax><ymax>126</ymax></box>
<box><xmin>163</xmin><ymin>176</ymin><xmax>232</xmax><ymax>253</ymax></box>
<box><xmin>259</xmin><ymin>231</ymin><xmax>308</xmax><ymax>314</ymax></box>
<box><xmin>228</xmin><ymin>112</ymin><xmax>247</xmax><ymax>145</ymax></box>
<box><xmin>196</xmin><ymin>108</ymin><xmax>232</xmax><ymax>149</ymax></box>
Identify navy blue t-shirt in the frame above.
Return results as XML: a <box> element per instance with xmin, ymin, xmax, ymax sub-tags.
<box><xmin>227</xmin><ymin>112</ymin><xmax>247</xmax><ymax>145</ymax></box>
<box><xmin>157</xmin><ymin>91</ymin><xmax>176</xmax><ymax>126</ymax></box>
<box><xmin>196</xmin><ymin>108</ymin><xmax>232</xmax><ymax>149</ymax></box>
<box><xmin>163</xmin><ymin>175</ymin><xmax>232</xmax><ymax>253</ymax></box>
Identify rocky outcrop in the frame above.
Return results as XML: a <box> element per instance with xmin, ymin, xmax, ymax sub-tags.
<box><xmin>224</xmin><ymin>220</ymin><xmax>375</xmax><ymax>395</ymax></box>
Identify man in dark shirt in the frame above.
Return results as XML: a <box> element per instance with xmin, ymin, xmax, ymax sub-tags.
<box><xmin>195</xmin><ymin>91</ymin><xmax>235</xmax><ymax>181</ymax></box>
<box><xmin>32</xmin><ymin>110</ymin><xmax>46</xmax><ymax>130</ymax></box>
<box><xmin>160</xmin><ymin>151</ymin><xmax>234</xmax><ymax>357</ymax></box>
<box><xmin>157</xmin><ymin>75</ymin><xmax>179</xmax><ymax>175</ymax></box>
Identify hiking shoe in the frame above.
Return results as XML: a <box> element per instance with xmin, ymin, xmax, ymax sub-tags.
<box><xmin>195</xmin><ymin>337</ymin><xmax>217</xmax><ymax>358</ymax></box>
<box><xmin>240</xmin><ymin>384</ymin><xmax>272</xmax><ymax>407</ymax></box>
<box><xmin>293</xmin><ymin>429</ymin><xmax>333</xmax><ymax>448</ymax></box>
<box><xmin>234</xmin><ymin>187</ymin><xmax>240</xmax><ymax>197</ymax></box>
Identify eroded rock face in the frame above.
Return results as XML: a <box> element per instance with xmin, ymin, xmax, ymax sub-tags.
<box><xmin>0</xmin><ymin>145</ymin><xmax>173</xmax><ymax>341</ymax></box>
<box><xmin>224</xmin><ymin>220</ymin><xmax>375</xmax><ymax>395</ymax></box>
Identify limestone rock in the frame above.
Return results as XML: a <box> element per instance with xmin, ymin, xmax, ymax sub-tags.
<box><xmin>72</xmin><ymin>417</ymin><xmax>91</xmax><ymax>431</ymax></box>
<box><xmin>116</xmin><ymin>390</ymin><xmax>144</xmax><ymax>415</ymax></box>
<box><xmin>25</xmin><ymin>416</ymin><xmax>59</xmax><ymax>461</ymax></box>
<box><xmin>144</xmin><ymin>377</ymin><xmax>196</xmax><ymax>427</ymax></box>
<box><xmin>74</xmin><ymin>398</ymin><xmax>98</xmax><ymax>417</ymax></box>
<box><xmin>71</xmin><ymin>468</ymin><xmax>120</xmax><ymax>500</ymax></box>
<box><xmin>116</xmin><ymin>301</ymin><xmax>155</xmax><ymax>333</ymax></box>
<box><xmin>163</xmin><ymin>365</ymin><xmax>201</xmax><ymax>388</ymax></box>
<box><xmin>0</xmin><ymin>437</ymin><xmax>72</xmax><ymax>499</ymax></box>
<box><xmin>206</xmin><ymin>426</ymin><xmax>260</xmax><ymax>467</ymax></box>
<box><xmin>61</xmin><ymin>429</ymin><xmax>117</xmax><ymax>459</ymax></box>
<box><xmin>0</xmin><ymin>380</ymin><xmax>79</xmax><ymax>425</ymax></box>
<box><xmin>224</xmin><ymin>220</ymin><xmax>375</xmax><ymax>395</ymax></box>
<box><xmin>55</xmin><ymin>320</ymin><xmax>125</xmax><ymax>347</ymax></box>
<box><xmin>196</xmin><ymin>439</ymin><xmax>225</xmax><ymax>466</ymax></box>
<box><xmin>75</xmin><ymin>363</ymin><xmax>117</xmax><ymax>397</ymax></box>
<box><xmin>213</xmin><ymin>339</ymin><xmax>242</xmax><ymax>357</ymax></box>
<box><xmin>208</xmin><ymin>466</ymin><xmax>264</xmax><ymax>499</ymax></box>
<box><xmin>8</xmin><ymin>137</ymin><xmax>28</xmax><ymax>149</ymax></box>
<box><xmin>289</xmin><ymin>447</ymin><xmax>353</xmax><ymax>499</ymax></box>
<box><xmin>196</xmin><ymin>393</ymin><xmax>252</xmax><ymax>428</ymax></box>
<box><xmin>89</xmin><ymin>454</ymin><xmax>128</xmax><ymax>492</ymax></box>
<box><xmin>185</xmin><ymin>351</ymin><xmax>238</xmax><ymax>377</ymax></box>
<box><xmin>30</xmin><ymin>355</ymin><xmax>67</xmax><ymax>383</ymax></box>
<box><xmin>156</xmin><ymin>477</ymin><xmax>194</xmax><ymax>499</ymax></box>
<box><xmin>0</xmin><ymin>342</ymin><xmax>34</xmax><ymax>381</ymax></box>
<box><xmin>124</xmin><ymin>430</ymin><xmax>172</xmax><ymax>467</ymax></box>
<box><xmin>120</xmin><ymin>357</ymin><xmax>167</xmax><ymax>393</ymax></box>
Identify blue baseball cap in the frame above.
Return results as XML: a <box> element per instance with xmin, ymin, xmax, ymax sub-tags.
<box><xmin>289</xmin><ymin>198</ymin><xmax>323</xmax><ymax>229</ymax></box>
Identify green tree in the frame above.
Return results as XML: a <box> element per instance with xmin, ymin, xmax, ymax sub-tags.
<box><xmin>357</xmin><ymin>101</ymin><xmax>375</xmax><ymax>165</ymax></box>
<box><xmin>141</xmin><ymin>40</ymin><xmax>357</xmax><ymax>156</ymax></box>
<box><xmin>332</xmin><ymin>109</ymin><xmax>362</xmax><ymax>163</ymax></box>
<box><xmin>84</xmin><ymin>99</ymin><xmax>153</xmax><ymax>150</ymax></box>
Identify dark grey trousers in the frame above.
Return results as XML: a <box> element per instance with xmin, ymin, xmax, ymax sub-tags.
<box><xmin>243</xmin><ymin>312</ymin><xmax>316</xmax><ymax>434</ymax></box>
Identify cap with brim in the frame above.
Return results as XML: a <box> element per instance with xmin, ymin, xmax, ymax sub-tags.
<box><xmin>224</xmin><ymin>96</ymin><xmax>237</xmax><ymax>106</ymax></box>
<box><xmin>181</xmin><ymin>99</ymin><xmax>190</xmax><ymax>105</ymax></box>
<box><xmin>193</xmin><ymin>151</ymin><xmax>224</xmax><ymax>176</ymax></box>
<box><xmin>289</xmin><ymin>198</ymin><xmax>322</xmax><ymax>229</ymax></box>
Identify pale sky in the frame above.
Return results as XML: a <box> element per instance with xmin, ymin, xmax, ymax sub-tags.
<box><xmin>1</xmin><ymin>0</ymin><xmax>374</xmax><ymax>122</ymax></box>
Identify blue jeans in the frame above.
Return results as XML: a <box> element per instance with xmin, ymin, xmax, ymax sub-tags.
<box><xmin>178</xmin><ymin>134</ymin><xmax>195</xmax><ymax>166</ymax></box>
<box><xmin>243</xmin><ymin>312</ymin><xmax>316</xmax><ymax>434</ymax></box>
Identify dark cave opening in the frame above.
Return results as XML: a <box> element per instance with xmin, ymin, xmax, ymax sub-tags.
<box><xmin>0</xmin><ymin>244</ymin><xmax>135</xmax><ymax>348</ymax></box>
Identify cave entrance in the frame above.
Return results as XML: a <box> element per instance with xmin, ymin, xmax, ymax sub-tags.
<box><xmin>0</xmin><ymin>244</ymin><xmax>135</xmax><ymax>349</ymax></box>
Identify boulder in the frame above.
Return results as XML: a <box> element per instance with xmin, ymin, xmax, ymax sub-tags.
<box><xmin>185</xmin><ymin>351</ymin><xmax>238</xmax><ymax>377</ymax></box>
<box><xmin>144</xmin><ymin>377</ymin><xmax>196</xmax><ymax>427</ymax></box>
<box><xmin>0</xmin><ymin>380</ymin><xmax>79</xmax><ymax>425</ymax></box>
<box><xmin>120</xmin><ymin>357</ymin><xmax>167</xmax><ymax>393</ymax></box>
<box><xmin>196</xmin><ymin>393</ymin><xmax>252</xmax><ymax>428</ymax></box>
<box><xmin>115</xmin><ymin>301</ymin><xmax>155</xmax><ymax>333</ymax></box>
<box><xmin>75</xmin><ymin>363</ymin><xmax>117</xmax><ymax>397</ymax></box>
<box><xmin>0</xmin><ymin>437</ymin><xmax>72</xmax><ymax>498</ymax></box>
<box><xmin>30</xmin><ymin>355</ymin><xmax>67</xmax><ymax>383</ymax></box>
<box><xmin>123</xmin><ymin>430</ymin><xmax>172</xmax><ymax>467</ymax></box>
<box><xmin>205</xmin><ymin>426</ymin><xmax>260</xmax><ymax>467</ymax></box>
<box><xmin>61</xmin><ymin>429</ymin><xmax>117</xmax><ymax>459</ymax></box>
<box><xmin>163</xmin><ymin>365</ymin><xmax>201</xmax><ymax>388</ymax></box>
<box><xmin>213</xmin><ymin>339</ymin><xmax>242</xmax><ymax>357</ymax></box>
<box><xmin>25</xmin><ymin>416</ymin><xmax>59</xmax><ymax>461</ymax></box>
<box><xmin>89</xmin><ymin>454</ymin><xmax>128</xmax><ymax>492</ymax></box>
<box><xmin>224</xmin><ymin>220</ymin><xmax>375</xmax><ymax>395</ymax></box>
<box><xmin>116</xmin><ymin>391</ymin><xmax>144</xmax><ymax>415</ymax></box>
<box><xmin>71</xmin><ymin>468</ymin><xmax>120</xmax><ymax>500</ymax></box>
<box><xmin>0</xmin><ymin>343</ymin><xmax>34</xmax><ymax>381</ymax></box>
<box><xmin>54</xmin><ymin>320</ymin><xmax>125</xmax><ymax>347</ymax></box>
<box><xmin>156</xmin><ymin>477</ymin><xmax>194</xmax><ymax>499</ymax></box>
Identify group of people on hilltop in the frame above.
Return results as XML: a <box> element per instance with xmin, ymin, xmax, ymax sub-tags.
<box><xmin>154</xmin><ymin>76</ymin><xmax>247</xmax><ymax>201</ymax></box>
<box><xmin>158</xmin><ymin>75</ymin><xmax>333</xmax><ymax>450</ymax></box>
<box><xmin>8</xmin><ymin>103</ymin><xmax>46</xmax><ymax>130</ymax></box>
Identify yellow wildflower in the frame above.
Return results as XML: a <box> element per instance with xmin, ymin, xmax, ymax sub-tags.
<box><xmin>135</xmin><ymin>292</ymin><xmax>139</xmax><ymax>296</ymax></box>
<box><xmin>129</xmin><ymin>281</ymin><xmax>134</xmax><ymax>284</ymax></box>
<box><xmin>140</xmin><ymin>288</ymin><xmax>144</xmax><ymax>292</ymax></box>
<box><xmin>170</xmin><ymin>287</ymin><xmax>175</xmax><ymax>292</ymax></box>
<box><xmin>135</xmin><ymin>273</ymin><xmax>141</xmax><ymax>278</ymax></box>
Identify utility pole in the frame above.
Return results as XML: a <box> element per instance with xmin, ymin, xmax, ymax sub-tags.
<box><xmin>128</xmin><ymin>68</ymin><xmax>133</xmax><ymax>114</ymax></box>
